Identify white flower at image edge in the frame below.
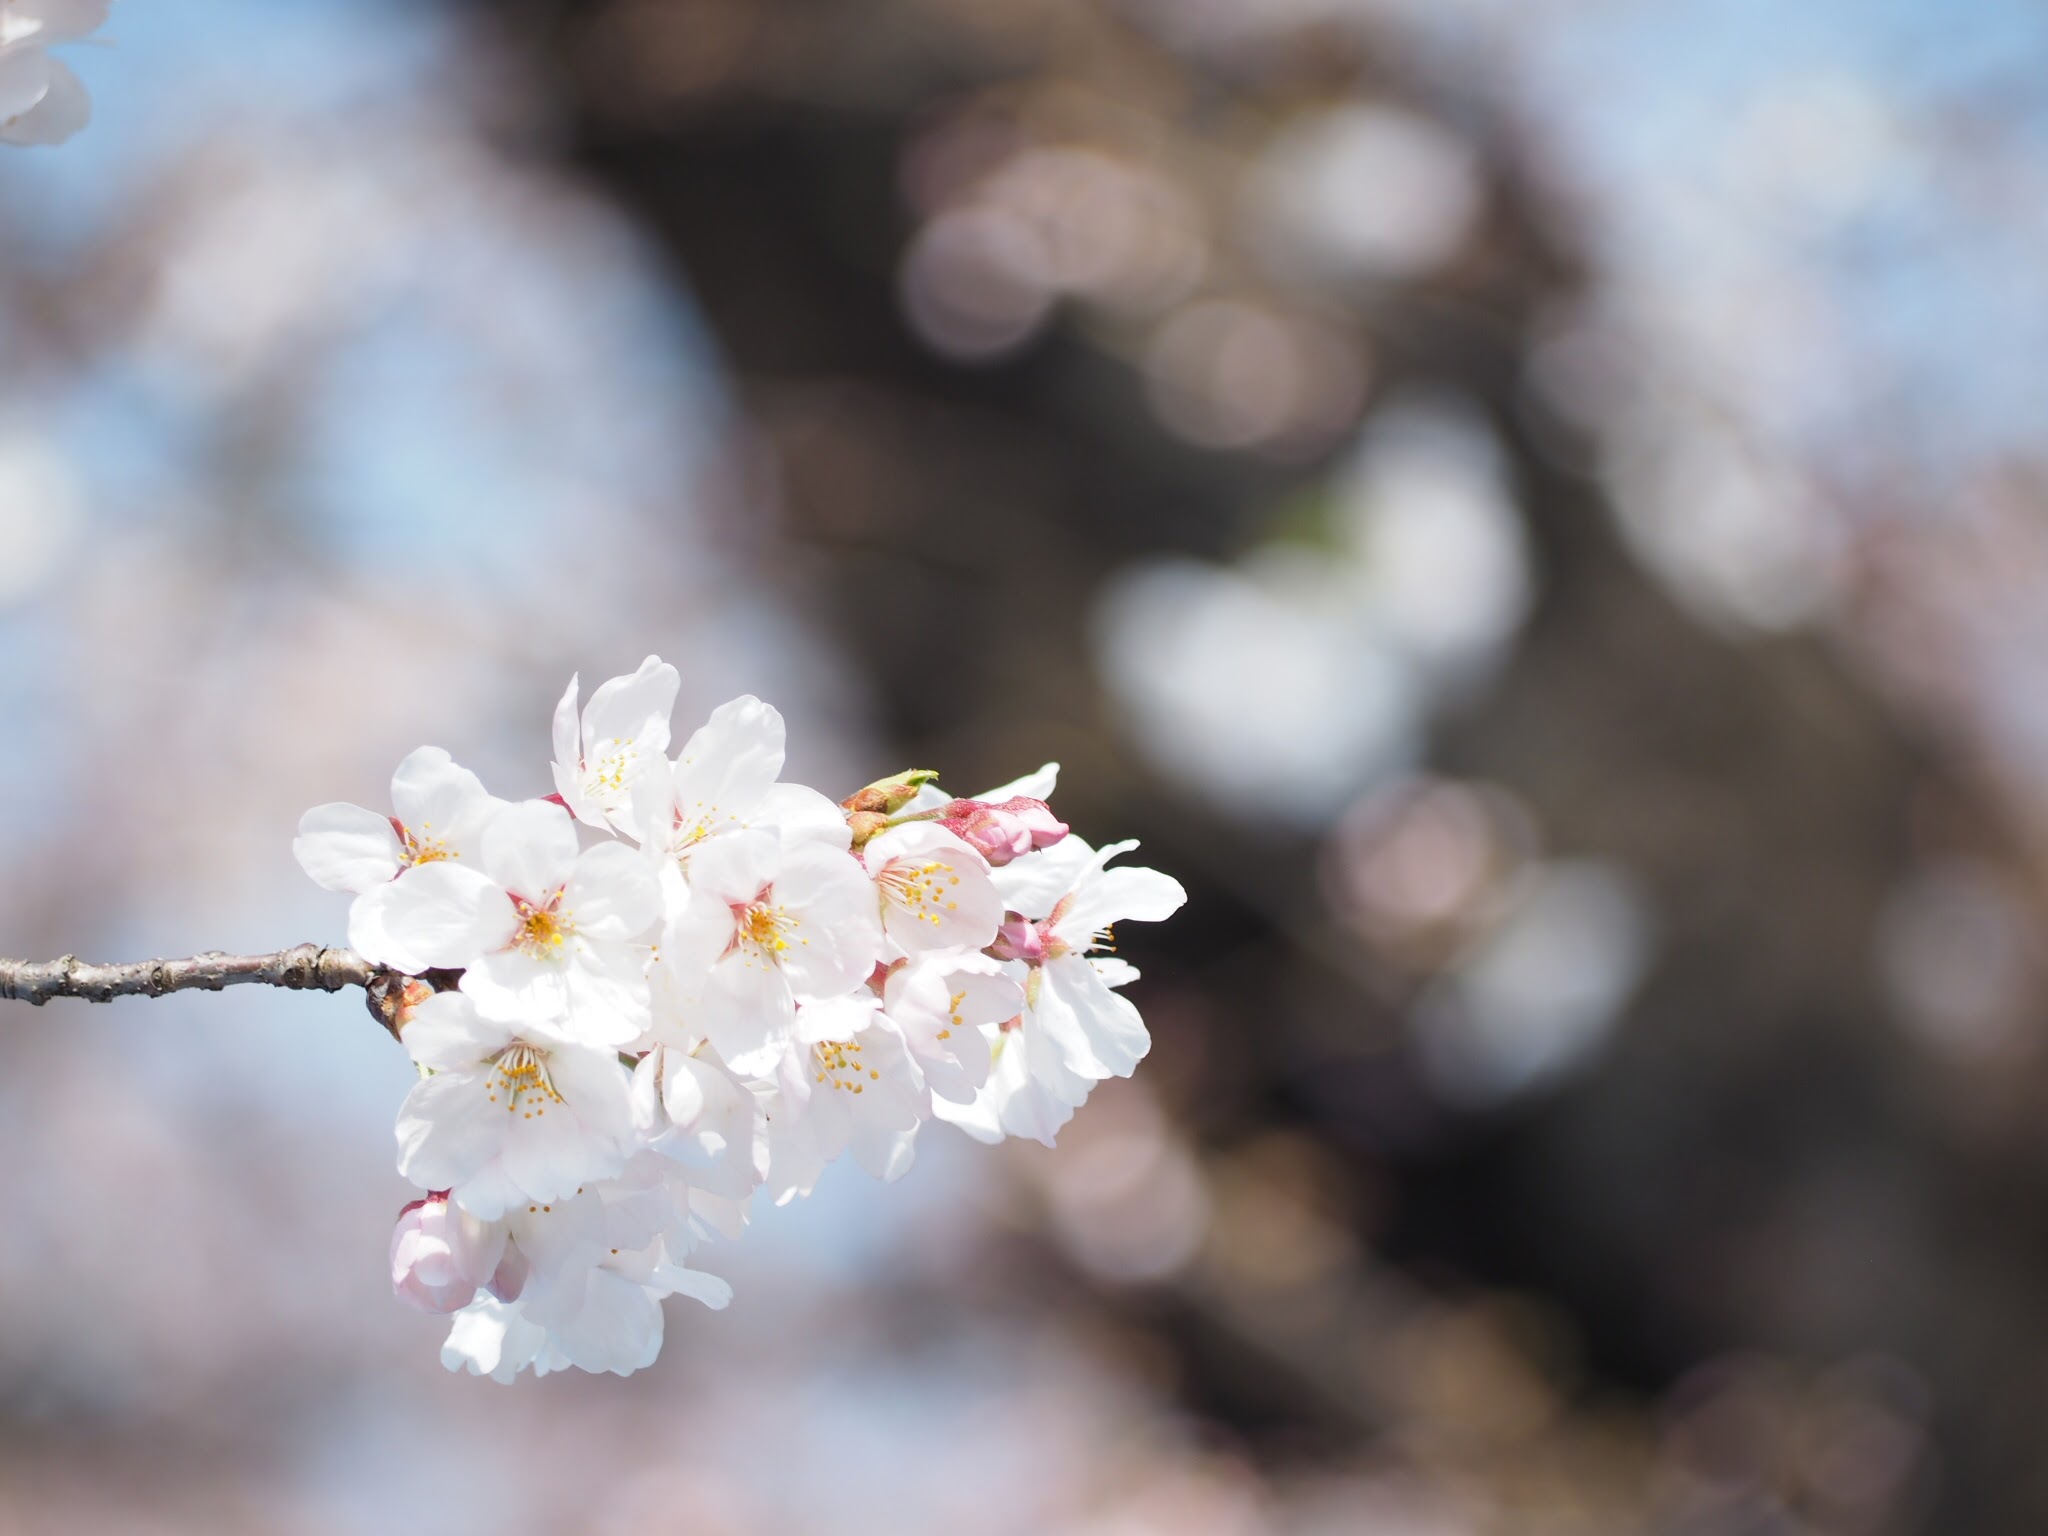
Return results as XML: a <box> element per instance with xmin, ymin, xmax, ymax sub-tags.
<box><xmin>395</xmin><ymin>990</ymin><xmax>636</xmax><ymax>1219</ymax></box>
<box><xmin>357</xmin><ymin>799</ymin><xmax>661</xmax><ymax>1046</ymax></box>
<box><xmin>0</xmin><ymin>0</ymin><xmax>105</xmax><ymax>147</ymax></box>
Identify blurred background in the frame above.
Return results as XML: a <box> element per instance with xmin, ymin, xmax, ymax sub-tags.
<box><xmin>3</xmin><ymin>0</ymin><xmax>2047</xmax><ymax>1529</ymax></box>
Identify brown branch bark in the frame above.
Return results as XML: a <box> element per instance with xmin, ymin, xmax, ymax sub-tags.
<box><xmin>0</xmin><ymin>945</ymin><xmax>417</xmax><ymax>1034</ymax></box>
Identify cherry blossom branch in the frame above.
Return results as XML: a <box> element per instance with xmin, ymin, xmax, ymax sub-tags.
<box><xmin>0</xmin><ymin>945</ymin><xmax>428</xmax><ymax>1033</ymax></box>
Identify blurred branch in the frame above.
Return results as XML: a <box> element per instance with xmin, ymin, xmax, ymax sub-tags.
<box><xmin>0</xmin><ymin>946</ymin><xmax>412</xmax><ymax>1033</ymax></box>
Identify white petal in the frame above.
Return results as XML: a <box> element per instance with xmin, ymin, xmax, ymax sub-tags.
<box><xmin>1090</xmin><ymin>957</ymin><xmax>1142</xmax><ymax>989</ymax></box>
<box><xmin>1059</xmin><ymin>858</ymin><xmax>1189</xmax><ymax>942</ymax></box>
<box><xmin>654</xmin><ymin>1047</ymin><xmax>706</xmax><ymax>1126</ymax></box>
<box><xmin>701</xmin><ymin>959</ymin><xmax>794</xmax><ymax>1076</ymax></box>
<box><xmin>1038</xmin><ymin>956</ymin><xmax>1152</xmax><ymax>1078</ymax></box>
<box><xmin>400</xmin><ymin>990</ymin><xmax>513</xmax><ymax>1071</ymax></box>
<box><xmin>499</xmin><ymin>1095</ymin><xmax>626</xmax><ymax>1206</ymax></box>
<box><xmin>0</xmin><ymin>47</ymin><xmax>49</xmax><ymax>125</ymax></box>
<box><xmin>990</xmin><ymin>835</ymin><xmax>1099</xmax><ymax>918</ymax></box>
<box><xmin>755</xmin><ymin>783</ymin><xmax>852</xmax><ymax>849</ymax></box>
<box><xmin>848</xmin><ymin>1119</ymin><xmax>919</xmax><ymax>1182</ymax></box>
<box><xmin>561</xmin><ymin>937</ymin><xmax>653</xmax><ymax>1046</ymax></box>
<box><xmin>980</xmin><ymin>762</ymin><xmax>1060</xmax><ymax>802</ymax></box>
<box><xmin>14</xmin><ymin>2</ymin><xmax>109</xmax><ymax>45</ymax></box>
<box><xmin>357</xmin><ymin>862</ymin><xmax>515</xmax><ymax>970</ymax></box>
<box><xmin>390</xmin><ymin>746</ymin><xmax>498</xmax><ymax>858</ymax></box>
<box><xmin>1</xmin><ymin>54</ymin><xmax>86</xmax><ymax>146</ymax></box>
<box><xmin>292</xmin><ymin>803</ymin><xmax>401</xmax><ymax>893</ymax></box>
<box><xmin>773</xmin><ymin>843</ymin><xmax>885</xmax><ymax>996</ymax></box>
<box><xmin>867</xmin><ymin>824</ymin><xmax>1004</xmax><ymax>955</ymax></box>
<box><xmin>564</xmin><ymin>840</ymin><xmax>661</xmax><ymax>938</ymax></box>
<box><xmin>461</xmin><ymin>947</ymin><xmax>570</xmax><ymax>1025</ymax></box>
<box><xmin>547</xmin><ymin>1044</ymin><xmax>638</xmax><ymax>1146</ymax></box>
<box><xmin>793</xmin><ymin>992</ymin><xmax>881</xmax><ymax>1046</ymax></box>
<box><xmin>442</xmin><ymin>1295</ymin><xmax>548</xmax><ymax>1382</ymax></box>
<box><xmin>550</xmin><ymin>674</ymin><xmax>600</xmax><ymax>826</ymax></box>
<box><xmin>683</xmin><ymin>829</ymin><xmax>778</xmax><ymax>905</ymax></box>
<box><xmin>670</xmin><ymin>695</ymin><xmax>785</xmax><ymax>826</ymax></box>
<box><xmin>396</xmin><ymin>1072</ymin><xmax>506</xmax><ymax>1202</ymax></box>
<box><xmin>584</xmin><ymin>656</ymin><xmax>679</xmax><ymax>757</ymax></box>
<box><xmin>481</xmin><ymin>800</ymin><xmax>580</xmax><ymax>903</ymax></box>
<box><xmin>654</xmin><ymin>1262</ymin><xmax>734</xmax><ymax>1311</ymax></box>
<box><xmin>662</xmin><ymin>891</ymin><xmax>737</xmax><ymax>987</ymax></box>
<box><xmin>553</xmin><ymin>1268</ymin><xmax>665</xmax><ymax>1376</ymax></box>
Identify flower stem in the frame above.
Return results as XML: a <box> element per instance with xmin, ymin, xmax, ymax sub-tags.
<box><xmin>0</xmin><ymin>945</ymin><xmax>419</xmax><ymax>1034</ymax></box>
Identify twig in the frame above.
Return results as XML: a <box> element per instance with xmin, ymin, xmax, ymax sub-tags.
<box><xmin>0</xmin><ymin>945</ymin><xmax>419</xmax><ymax>1035</ymax></box>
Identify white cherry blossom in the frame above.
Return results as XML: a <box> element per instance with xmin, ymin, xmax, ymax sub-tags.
<box><xmin>441</xmin><ymin>1178</ymin><xmax>730</xmax><ymax>1381</ymax></box>
<box><xmin>394</xmin><ymin>991</ymin><xmax>636</xmax><ymax>1219</ymax></box>
<box><xmin>932</xmin><ymin>1009</ymin><xmax>1097</xmax><ymax>1147</ymax></box>
<box><xmin>937</xmin><ymin>839</ymin><xmax>1184</xmax><ymax>1146</ymax></box>
<box><xmin>295</xmin><ymin>746</ymin><xmax>501</xmax><ymax>896</ymax></box>
<box><xmin>997</xmin><ymin>837</ymin><xmax>1185</xmax><ymax>1080</ymax></box>
<box><xmin>551</xmin><ymin>655</ymin><xmax>680</xmax><ymax>836</ymax></box>
<box><xmin>359</xmin><ymin>799</ymin><xmax>660</xmax><ymax>1045</ymax></box>
<box><xmin>862</xmin><ymin>821</ymin><xmax>1003</xmax><ymax>956</ymax></box>
<box><xmin>661</xmin><ymin>830</ymin><xmax>884</xmax><ymax>1074</ymax></box>
<box><xmin>764</xmin><ymin>993</ymin><xmax>925</xmax><ymax>1200</ymax></box>
<box><xmin>637</xmin><ymin>695</ymin><xmax>849</xmax><ymax>884</ymax></box>
<box><xmin>880</xmin><ymin>951</ymin><xmax>1019</xmax><ymax>1104</ymax></box>
<box><xmin>285</xmin><ymin>667</ymin><xmax>1181</xmax><ymax>1378</ymax></box>
<box><xmin>630</xmin><ymin>1041</ymin><xmax>765</xmax><ymax>1202</ymax></box>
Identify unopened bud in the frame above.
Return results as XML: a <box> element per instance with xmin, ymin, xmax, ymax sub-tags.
<box><xmin>390</xmin><ymin>1193</ymin><xmax>508</xmax><ymax>1314</ymax></box>
<box><xmin>841</xmin><ymin>769</ymin><xmax>940</xmax><ymax>817</ymax></box>
<box><xmin>846</xmin><ymin>809</ymin><xmax>892</xmax><ymax>848</ymax></box>
<box><xmin>987</xmin><ymin>914</ymin><xmax>1052</xmax><ymax>966</ymax></box>
<box><xmin>938</xmin><ymin>796</ymin><xmax>1068</xmax><ymax>867</ymax></box>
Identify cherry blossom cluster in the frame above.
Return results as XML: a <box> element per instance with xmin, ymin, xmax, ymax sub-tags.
<box><xmin>0</xmin><ymin>0</ymin><xmax>104</xmax><ymax>147</ymax></box>
<box><xmin>295</xmin><ymin>658</ymin><xmax>1185</xmax><ymax>1380</ymax></box>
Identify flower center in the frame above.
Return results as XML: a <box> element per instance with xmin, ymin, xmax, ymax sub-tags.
<box><xmin>729</xmin><ymin>890</ymin><xmax>801</xmax><ymax>964</ymax></box>
<box><xmin>668</xmin><ymin>802</ymin><xmax>730</xmax><ymax>861</ymax></box>
<box><xmin>513</xmin><ymin>893</ymin><xmax>573</xmax><ymax>957</ymax></box>
<box><xmin>391</xmin><ymin>817</ymin><xmax>455</xmax><ymax>868</ymax></box>
<box><xmin>813</xmin><ymin>1038</ymin><xmax>880</xmax><ymax>1093</ymax></box>
<box><xmin>489</xmin><ymin>1043</ymin><xmax>564</xmax><ymax>1117</ymax></box>
<box><xmin>876</xmin><ymin>858</ymin><xmax>959</xmax><ymax>929</ymax></box>
<box><xmin>583</xmin><ymin>738</ymin><xmax>637</xmax><ymax>806</ymax></box>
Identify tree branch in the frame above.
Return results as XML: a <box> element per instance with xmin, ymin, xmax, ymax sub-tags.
<box><xmin>0</xmin><ymin>945</ymin><xmax>417</xmax><ymax>1034</ymax></box>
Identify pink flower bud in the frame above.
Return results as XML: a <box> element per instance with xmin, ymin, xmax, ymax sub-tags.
<box><xmin>988</xmin><ymin>914</ymin><xmax>1052</xmax><ymax>965</ymax></box>
<box><xmin>938</xmin><ymin>797</ymin><xmax>1068</xmax><ymax>867</ymax></box>
<box><xmin>389</xmin><ymin>1193</ymin><xmax>507</xmax><ymax>1314</ymax></box>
